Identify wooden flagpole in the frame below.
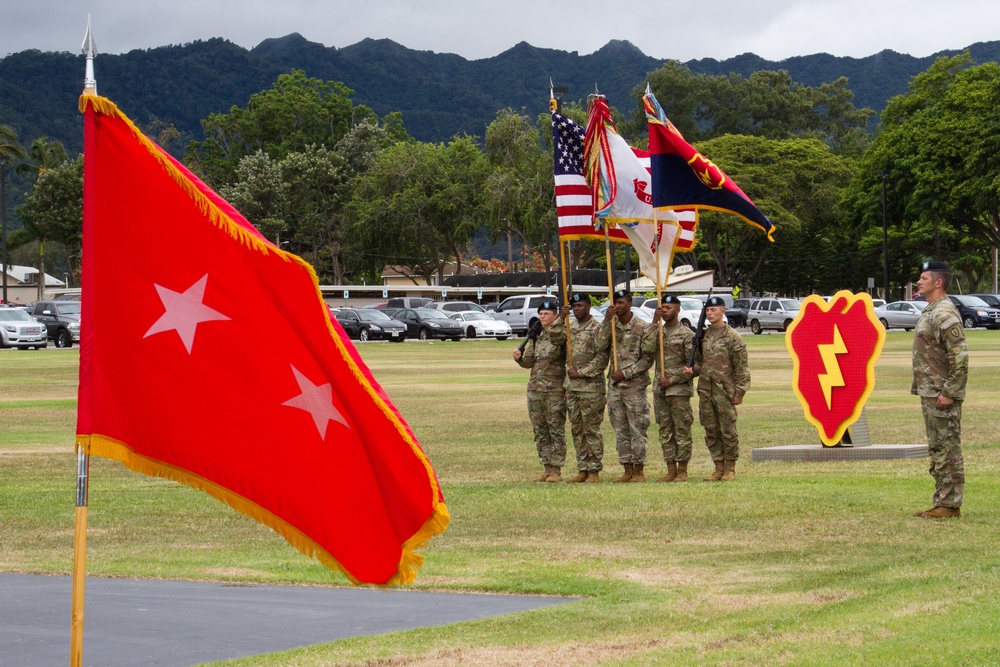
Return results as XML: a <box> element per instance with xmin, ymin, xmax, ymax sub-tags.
<box><xmin>70</xmin><ymin>445</ymin><xmax>90</xmax><ymax>667</ymax></box>
<box><xmin>604</xmin><ymin>226</ymin><xmax>618</xmax><ymax>372</ymax></box>
<box><xmin>655</xmin><ymin>212</ymin><xmax>665</xmax><ymax>382</ymax></box>
<box><xmin>558</xmin><ymin>237</ymin><xmax>574</xmax><ymax>366</ymax></box>
<box><xmin>72</xmin><ymin>19</ymin><xmax>97</xmax><ymax>667</ymax></box>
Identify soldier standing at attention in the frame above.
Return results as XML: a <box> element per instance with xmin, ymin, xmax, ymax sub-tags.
<box><xmin>912</xmin><ymin>261</ymin><xmax>968</xmax><ymax>519</ymax></box>
<box><xmin>561</xmin><ymin>295</ymin><xmax>611</xmax><ymax>483</ymax></box>
<box><xmin>686</xmin><ymin>296</ymin><xmax>749</xmax><ymax>481</ymax></box>
<box><xmin>651</xmin><ymin>295</ymin><xmax>696</xmax><ymax>482</ymax></box>
<box><xmin>599</xmin><ymin>290</ymin><xmax>655</xmax><ymax>483</ymax></box>
<box><xmin>513</xmin><ymin>300</ymin><xmax>567</xmax><ymax>482</ymax></box>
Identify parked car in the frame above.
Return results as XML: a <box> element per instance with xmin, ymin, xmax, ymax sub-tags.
<box><xmin>871</xmin><ymin>298</ymin><xmax>886</xmax><ymax>309</ymax></box>
<box><xmin>948</xmin><ymin>294</ymin><xmax>1000</xmax><ymax>329</ymax></box>
<box><xmin>392</xmin><ymin>308</ymin><xmax>464</xmax><ymax>341</ymax></box>
<box><xmin>635</xmin><ymin>296</ymin><xmax>713</xmax><ymax>330</ymax></box>
<box><xmin>969</xmin><ymin>293</ymin><xmax>1000</xmax><ymax>309</ymax></box>
<box><xmin>747</xmin><ymin>298</ymin><xmax>802</xmax><ymax>334</ymax></box>
<box><xmin>31</xmin><ymin>300</ymin><xmax>81</xmax><ymax>347</ymax></box>
<box><xmin>0</xmin><ymin>307</ymin><xmax>48</xmax><ymax>349</ymax></box>
<box><xmin>492</xmin><ymin>294</ymin><xmax>558</xmax><ymax>335</ymax></box>
<box><xmin>334</xmin><ymin>308</ymin><xmax>407</xmax><ymax>342</ymax></box>
<box><xmin>595</xmin><ymin>304</ymin><xmax>654</xmax><ymax>324</ymax></box>
<box><xmin>427</xmin><ymin>300</ymin><xmax>486</xmax><ymax>314</ymax></box>
<box><xmin>727</xmin><ymin>298</ymin><xmax>752</xmax><ymax>328</ymax></box>
<box><xmin>874</xmin><ymin>300</ymin><xmax>928</xmax><ymax>331</ymax></box>
<box><xmin>384</xmin><ymin>297</ymin><xmax>433</xmax><ymax>310</ymax></box>
<box><xmin>449</xmin><ymin>311</ymin><xmax>512</xmax><ymax>340</ymax></box>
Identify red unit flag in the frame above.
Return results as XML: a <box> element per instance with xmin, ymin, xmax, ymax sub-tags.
<box><xmin>76</xmin><ymin>95</ymin><xmax>448</xmax><ymax>586</ymax></box>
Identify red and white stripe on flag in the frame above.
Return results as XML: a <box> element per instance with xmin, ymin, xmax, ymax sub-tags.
<box><xmin>555</xmin><ymin>173</ymin><xmax>628</xmax><ymax>242</ymax></box>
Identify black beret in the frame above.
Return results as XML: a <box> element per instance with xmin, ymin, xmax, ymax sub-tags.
<box><xmin>706</xmin><ymin>296</ymin><xmax>726</xmax><ymax>307</ymax></box>
<box><xmin>613</xmin><ymin>290</ymin><xmax>632</xmax><ymax>301</ymax></box>
<box><xmin>661</xmin><ymin>295</ymin><xmax>680</xmax><ymax>305</ymax></box>
<box><xmin>921</xmin><ymin>260</ymin><xmax>952</xmax><ymax>273</ymax></box>
<box><xmin>537</xmin><ymin>300</ymin><xmax>559</xmax><ymax>313</ymax></box>
<box><xmin>569</xmin><ymin>293</ymin><xmax>587</xmax><ymax>304</ymax></box>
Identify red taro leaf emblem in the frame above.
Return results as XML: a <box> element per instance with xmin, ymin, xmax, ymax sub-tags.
<box><xmin>785</xmin><ymin>292</ymin><xmax>886</xmax><ymax>446</ymax></box>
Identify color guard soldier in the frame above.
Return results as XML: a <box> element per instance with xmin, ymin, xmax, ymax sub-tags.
<box><xmin>561</xmin><ymin>294</ymin><xmax>610</xmax><ymax>483</ymax></box>
<box><xmin>598</xmin><ymin>290</ymin><xmax>656</xmax><ymax>482</ymax></box>
<box><xmin>513</xmin><ymin>300</ymin><xmax>567</xmax><ymax>482</ymax></box>
<box><xmin>650</xmin><ymin>295</ymin><xmax>696</xmax><ymax>482</ymax></box>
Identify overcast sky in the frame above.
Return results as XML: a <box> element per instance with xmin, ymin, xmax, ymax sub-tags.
<box><xmin>3</xmin><ymin>0</ymin><xmax>999</xmax><ymax>63</ymax></box>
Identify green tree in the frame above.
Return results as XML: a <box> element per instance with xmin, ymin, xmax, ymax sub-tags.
<box><xmin>691</xmin><ymin>135</ymin><xmax>857</xmax><ymax>293</ymax></box>
<box><xmin>14</xmin><ymin>156</ymin><xmax>84</xmax><ymax>295</ymax></box>
<box><xmin>626</xmin><ymin>63</ymin><xmax>873</xmax><ymax>155</ymax></box>
<box><xmin>14</xmin><ymin>136</ymin><xmax>67</xmax><ymax>180</ymax></box>
<box><xmin>218</xmin><ymin>150</ymin><xmax>290</xmax><ymax>244</ymax></box>
<box><xmin>841</xmin><ymin>53</ymin><xmax>1000</xmax><ymax>293</ymax></box>
<box><xmin>482</xmin><ymin>109</ymin><xmax>556</xmax><ymax>274</ymax></box>
<box><xmin>1</xmin><ymin>125</ymin><xmax>27</xmax><ymax>287</ymax></box>
<box><xmin>184</xmin><ymin>70</ymin><xmax>376</xmax><ymax>187</ymax></box>
<box><xmin>345</xmin><ymin>137</ymin><xmax>487</xmax><ymax>284</ymax></box>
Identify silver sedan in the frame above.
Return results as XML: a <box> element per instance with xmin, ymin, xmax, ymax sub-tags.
<box><xmin>874</xmin><ymin>300</ymin><xmax>927</xmax><ymax>331</ymax></box>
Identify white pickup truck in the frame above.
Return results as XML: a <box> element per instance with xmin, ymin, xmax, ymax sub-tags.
<box><xmin>492</xmin><ymin>294</ymin><xmax>557</xmax><ymax>336</ymax></box>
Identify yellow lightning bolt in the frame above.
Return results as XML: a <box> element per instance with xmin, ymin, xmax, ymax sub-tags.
<box><xmin>817</xmin><ymin>325</ymin><xmax>848</xmax><ymax>410</ymax></box>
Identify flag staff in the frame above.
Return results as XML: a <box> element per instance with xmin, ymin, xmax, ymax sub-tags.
<box><xmin>71</xmin><ymin>17</ymin><xmax>96</xmax><ymax>667</ymax></box>
<box><xmin>654</xmin><ymin>209</ymin><xmax>665</xmax><ymax>382</ymax></box>
<box><xmin>550</xmin><ymin>82</ymin><xmax>574</xmax><ymax>365</ymax></box>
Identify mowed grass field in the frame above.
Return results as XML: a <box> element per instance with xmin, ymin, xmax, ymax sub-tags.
<box><xmin>2</xmin><ymin>332</ymin><xmax>1000</xmax><ymax>666</ymax></box>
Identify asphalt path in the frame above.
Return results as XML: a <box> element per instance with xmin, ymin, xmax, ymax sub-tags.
<box><xmin>0</xmin><ymin>573</ymin><xmax>575</xmax><ymax>667</ymax></box>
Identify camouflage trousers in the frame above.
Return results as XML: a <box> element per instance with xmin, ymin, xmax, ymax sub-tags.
<box><xmin>921</xmin><ymin>397</ymin><xmax>964</xmax><ymax>509</ymax></box>
<box><xmin>527</xmin><ymin>390</ymin><xmax>567</xmax><ymax>467</ymax></box>
<box><xmin>607</xmin><ymin>384</ymin><xmax>650</xmax><ymax>465</ymax></box>
<box><xmin>699</xmin><ymin>383</ymin><xmax>739</xmax><ymax>461</ymax></box>
<box><xmin>653</xmin><ymin>393</ymin><xmax>693</xmax><ymax>463</ymax></box>
<box><xmin>566</xmin><ymin>391</ymin><xmax>606</xmax><ymax>472</ymax></box>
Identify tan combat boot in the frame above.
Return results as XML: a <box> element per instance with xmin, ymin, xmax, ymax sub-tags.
<box><xmin>584</xmin><ymin>471</ymin><xmax>600</xmax><ymax>483</ymax></box>
<box><xmin>535</xmin><ymin>465</ymin><xmax>551</xmax><ymax>483</ymax></box>
<box><xmin>614</xmin><ymin>463</ymin><xmax>633</xmax><ymax>483</ymax></box>
<box><xmin>672</xmin><ymin>461</ymin><xmax>689</xmax><ymax>482</ymax></box>
<box><xmin>919</xmin><ymin>506</ymin><xmax>961</xmax><ymax>518</ymax></box>
<box><xmin>545</xmin><ymin>466</ymin><xmax>562</xmax><ymax>483</ymax></box>
<box><xmin>658</xmin><ymin>461</ymin><xmax>677</xmax><ymax>483</ymax></box>
<box><xmin>628</xmin><ymin>464</ymin><xmax>646</xmax><ymax>482</ymax></box>
<box><xmin>566</xmin><ymin>470</ymin><xmax>589</xmax><ymax>483</ymax></box>
<box><xmin>721</xmin><ymin>459</ymin><xmax>736</xmax><ymax>481</ymax></box>
<box><xmin>704</xmin><ymin>460</ymin><xmax>724</xmax><ymax>482</ymax></box>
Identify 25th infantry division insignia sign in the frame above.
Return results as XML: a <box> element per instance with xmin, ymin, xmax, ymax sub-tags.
<box><xmin>786</xmin><ymin>291</ymin><xmax>887</xmax><ymax>446</ymax></box>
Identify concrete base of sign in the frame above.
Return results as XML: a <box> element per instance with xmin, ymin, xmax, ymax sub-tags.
<box><xmin>751</xmin><ymin>444</ymin><xmax>928</xmax><ymax>462</ymax></box>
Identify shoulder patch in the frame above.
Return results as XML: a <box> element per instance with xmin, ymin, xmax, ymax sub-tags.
<box><xmin>948</xmin><ymin>325</ymin><xmax>962</xmax><ymax>339</ymax></box>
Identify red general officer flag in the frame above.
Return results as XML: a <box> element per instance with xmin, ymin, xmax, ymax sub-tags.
<box><xmin>76</xmin><ymin>95</ymin><xmax>448</xmax><ymax>585</ymax></box>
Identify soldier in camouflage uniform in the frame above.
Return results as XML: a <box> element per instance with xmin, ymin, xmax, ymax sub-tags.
<box><xmin>688</xmin><ymin>296</ymin><xmax>750</xmax><ymax>482</ymax></box>
<box><xmin>650</xmin><ymin>295</ymin><xmax>696</xmax><ymax>482</ymax></box>
<box><xmin>597</xmin><ymin>290</ymin><xmax>656</xmax><ymax>482</ymax></box>
<box><xmin>513</xmin><ymin>300</ymin><xmax>567</xmax><ymax>482</ymax></box>
<box><xmin>561</xmin><ymin>294</ymin><xmax>611</xmax><ymax>483</ymax></box>
<box><xmin>911</xmin><ymin>260</ymin><xmax>968</xmax><ymax>519</ymax></box>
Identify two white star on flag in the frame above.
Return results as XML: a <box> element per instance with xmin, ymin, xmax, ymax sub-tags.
<box><xmin>144</xmin><ymin>274</ymin><xmax>230</xmax><ymax>354</ymax></box>
<box><xmin>282</xmin><ymin>366</ymin><xmax>350</xmax><ymax>439</ymax></box>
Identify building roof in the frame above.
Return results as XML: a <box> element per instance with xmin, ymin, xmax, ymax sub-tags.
<box><xmin>1</xmin><ymin>264</ymin><xmax>66</xmax><ymax>287</ymax></box>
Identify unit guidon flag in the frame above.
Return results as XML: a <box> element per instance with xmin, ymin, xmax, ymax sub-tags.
<box><xmin>76</xmin><ymin>95</ymin><xmax>448</xmax><ymax>585</ymax></box>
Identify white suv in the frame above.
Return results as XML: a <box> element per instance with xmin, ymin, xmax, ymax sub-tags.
<box><xmin>747</xmin><ymin>298</ymin><xmax>802</xmax><ymax>334</ymax></box>
<box><xmin>493</xmin><ymin>294</ymin><xmax>557</xmax><ymax>335</ymax></box>
<box><xmin>0</xmin><ymin>307</ymin><xmax>48</xmax><ymax>349</ymax></box>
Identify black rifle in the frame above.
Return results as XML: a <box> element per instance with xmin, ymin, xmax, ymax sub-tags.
<box><xmin>686</xmin><ymin>288</ymin><xmax>714</xmax><ymax>370</ymax></box>
<box><xmin>517</xmin><ymin>320</ymin><xmax>543</xmax><ymax>354</ymax></box>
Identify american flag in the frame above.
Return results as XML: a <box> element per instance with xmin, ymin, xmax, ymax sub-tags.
<box><xmin>552</xmin><ymin>110</ymin><xmax>628</xmax><ymax>241</ymax></box>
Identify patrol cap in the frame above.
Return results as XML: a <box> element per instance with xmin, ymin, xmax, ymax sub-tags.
<box><xmin>613</xmin><ymin>289</ymin><xmax>633</xmax><ymax>301</ymax></box>
<box><xmin>569</xmin><ymin>293</ymin><xmax>588</xmax><ymax>304</ymax></box>
<box><xmin>706</xmin><ymin>296</ymin><xmax>726</xmax><ymax>308</ymax></box>
<box><xmin>537</xmin><ymin>300</ymin><xmax>559</xmax><ymax>313</ymax></box>
<box><xmin>661</xmin><ymin>295</ymin><xmax>680</xmax><ymax>305</ymax></box>
<box><xmin>921</xmin><ymin>260</ymin><xmax>952</xmax><ymax>273</ymax></box>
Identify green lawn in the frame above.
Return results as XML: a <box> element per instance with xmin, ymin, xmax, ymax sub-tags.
<box><xmin>1</xmin><ymin>332</ymin><xmax>999</xmax><ymax>666</ymax></box>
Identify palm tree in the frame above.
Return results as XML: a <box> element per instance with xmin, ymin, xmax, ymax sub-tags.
<box><xmin>14</xmin><ymin>136</ymin><xmax>66</xmax><ymax>301</ymax></box>
<box><xmin>0</xmin><ymin>124</ymin><xmax>27</xmax><ymax>304</ymax></box>
<box><xmin>15</xmin><ymin>136</ymin><xmax>67</xmax><ymax>180</ymax></box>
